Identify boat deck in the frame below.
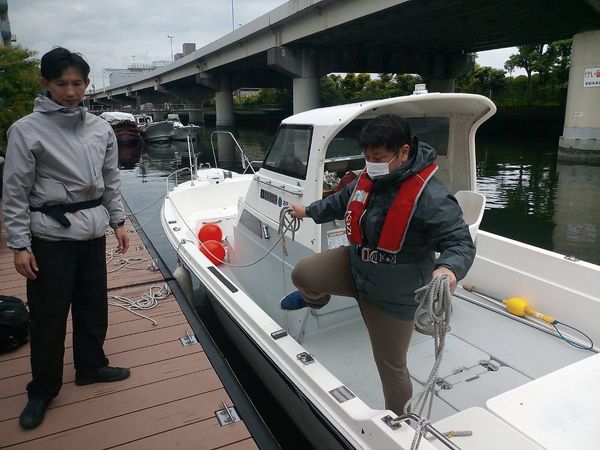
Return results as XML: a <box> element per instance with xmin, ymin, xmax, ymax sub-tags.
<box><xmin>300</xmin><ymin>287</ymin><xmax>593</xmax><ymax>422</ymax></box>
<box><xmin>0</xmin><ymin>219</ymin><xmax>265</xmax><ymax>449</ymax></box>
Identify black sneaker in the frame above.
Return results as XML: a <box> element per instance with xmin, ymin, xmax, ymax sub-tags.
<box><xmin>75</xmin><ymin>366</ymin><xmax>131</xmax><ymax>386</ymax></box>
<box><xmin>19</xmin><ymin>398</ymin><xmax>51</xmax><ymax>429</ymax></box>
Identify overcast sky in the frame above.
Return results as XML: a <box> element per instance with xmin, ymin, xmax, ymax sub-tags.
<box><xmin>8</xmin><ymin>0</ymin><xmax>520</xmax><ymax>89</ymax></box>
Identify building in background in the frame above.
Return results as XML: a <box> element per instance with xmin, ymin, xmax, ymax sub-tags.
<box><xmin>175</xmin><ymin>43</ymin><xmax>196</xmax><ymax>61</ymax></box>
<box><xmin>106</xmin><ymin>63</ymin><xmax>156</xmax><ymax>85</ymax></box>
<box><xmin>106</xmin><ymin>44</ymin><xmax>197</xmax><ymax>85</ymax></box>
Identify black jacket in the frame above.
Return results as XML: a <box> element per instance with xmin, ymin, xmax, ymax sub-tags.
<box><xmin>306</xmin><ymin>142</ymin><xmax>475</xmax><ymax>320</ymax></box>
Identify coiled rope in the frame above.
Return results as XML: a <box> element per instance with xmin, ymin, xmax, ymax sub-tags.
<box><xmin>108</xmin><ymin>284</ymin><xmax>171</xmax><ymax>326</ymax></box>
<box><xmin>404</xmin><ymin>275</ymin><xmax>453</xmax><ymax>449</ymax></box>
<box><xmin>105</xmin><ymin>249</ymin><xmax>159</xmax><ymax>273</ymax></box>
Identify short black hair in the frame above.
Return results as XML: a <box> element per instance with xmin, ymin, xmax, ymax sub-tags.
<box><xmin>359</xmin><ymin>114</ymin><xmax>412</xmax><ymax>153</ymax></box>
<box><xmin>40</xmin><ymin>47</ymin><xmax>90</xmax><ymax>81</ymax></box>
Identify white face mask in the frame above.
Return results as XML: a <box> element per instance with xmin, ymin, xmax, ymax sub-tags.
<box><xmin>365</xmin><ymin>153</ymin><xmax>398</xmax><ymax>179</ymax></box>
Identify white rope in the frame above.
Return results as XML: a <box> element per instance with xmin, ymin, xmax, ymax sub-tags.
<box><xmin>125</xmin><ymin>194</ymin><xmax>166</xmax><ymax>217</ymax></box>
<box><xmin>105</xmin><ymin>249</ymin><xmax>159</xmax><ymax>273</ymax></box>
<box><xmin>108</xmin><ymin>283</ymin><xmax>171</xmax><ymax>326</ymax></box>
<box><xmin>127</xmin><ymin>203</ymin><xmax>162</xmax><ymax>233</ymax></box>
<box><xmin>410</xmin><ymin>417</ymin><xmax>432</xmax><ymax>450</ymax></box>
<box><xmin>404</xmin><ymin>275</ymin><xmax>452</xmax><ymax>447</ymax></box>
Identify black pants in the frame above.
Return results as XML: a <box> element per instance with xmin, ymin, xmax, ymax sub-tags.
<box><xmin>26</xmin><ymin>236</ymin><xmax>109</xmax><ymax>400</ymax></box>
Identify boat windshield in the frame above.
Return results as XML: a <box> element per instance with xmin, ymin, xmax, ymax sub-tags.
<box><xmin>262</xmin><ymin>125</ymin><xmax>313</xmax><ymax>179</ymax></box>
<box><xmin>322</xmin><ymin>116</ymin><xmax>449</xmax><ymax>175</ymax></box>
<box><xmin>406</xmin><ymin>117</ymin><xmax>449</xmax><ymax>156</ymax></box>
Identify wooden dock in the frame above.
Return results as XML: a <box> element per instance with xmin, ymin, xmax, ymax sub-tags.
<box><xmin>0</xmin><ymin>219</ymin><xmax>273</xmax><ymax>449</ymax></box>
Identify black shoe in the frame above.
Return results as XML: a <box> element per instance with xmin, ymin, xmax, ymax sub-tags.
<box><xmin>75</xmin><ymin>366</ymin><xmax>131</xmax><ymax>386</ymax></box>
<box><xmin>280</xmin><ymin>291</ymin><xmax>307</xmax><ymax>310</ymax></box>
<box><xmin>19</xmin><ymin>398</ymin><xmax>51</xmax><ymax>429</ymax></box>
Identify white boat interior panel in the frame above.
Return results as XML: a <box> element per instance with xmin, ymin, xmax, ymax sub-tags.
<box><xmin>487</xmin><ymin>353</ymin><xmax>600</xmax><ymax>450</ymax></box>
<box><xmin>300</xmin><ymin>316</ymin><xmax>459</xmax><ymax>422</ymax></box>
<box><xmin>430</xmin><ymin>407</ymin><xmax>544</xmax><ymax>450</ymax></box>
<box><xmin>450</xmin><ymin>289</ymin><xmax>591</xmax><ymax>379</ymax></box>
<box><xmin>301</xmin><ymin>286</ymin><xmax>592</xmax><ymax>424</ymax></box>
<box><xmin>407</xmin><ymin>334</ymin><xmax>490</xmax><ymax>384</ymax></box>
<box><xmin>437</xmin><ymin>366</ymin><xmax>530</xmax><ymax>412</ymax></box>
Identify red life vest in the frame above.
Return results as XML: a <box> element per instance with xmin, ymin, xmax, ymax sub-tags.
<box><xmin>344</xmin><ymin>163</ymin><xmax>438</xmax><ymax>253</ymax></box>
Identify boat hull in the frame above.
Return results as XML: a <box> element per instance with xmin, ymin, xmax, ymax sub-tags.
<box><xmin>170</xmin><ymin>125</ymin><xmax>201</xmax><ymax>141</ymax></box>
<box><xmin>112</xmin><ymin>122</ymin><xmax>142</xmax><ymax>167</ymax></box>
<box><xmin>206</xmin><ymin>290</ymin><xmax>352</xmax><ymax>450</ymax></box>
<box><xmin>142</xmin><ymin>121</ymin><xmax>175</xmax><ymax>143</ymax></box>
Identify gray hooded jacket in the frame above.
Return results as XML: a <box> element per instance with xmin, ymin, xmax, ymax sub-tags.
<box><xmin>305</xmin><ymin>142</ymin><xmax>475</xmax><ymax>320</ymax></box>
<box><xmin>2</xmin><ymin>95</ymin><xmax>125</xmax><ymax>249</ymax></box>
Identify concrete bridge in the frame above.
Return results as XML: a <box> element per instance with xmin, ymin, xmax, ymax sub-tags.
<box><xmin>87</xmin><ymin>0</ymin><xmax>600</xmax><ymax>156</ymax></box>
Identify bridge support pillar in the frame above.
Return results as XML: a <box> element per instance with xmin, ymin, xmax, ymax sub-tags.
<box><xmin>559</xmin><ymin>30</ymin><xmax>600</xmax><ymax>162</ymax></box>
<box><xmin>188</xmin><ymin>104</ymin><xmax>204</xmax><ymax>125</ymax></box>
<box><xmin>293</xmin><ymin>77</ymin><xmax>320</xmax><ymax>114</ymax></box>
<box><xmin>428</xmin><ymin>79</ymin><xmax>455</xmax><ymax>93</ymax></box>
<box><xmin>215</xmin><ymin>75</ymin><xmax>237</xmax><ymax>167</ymax></box>
<box><xmin>268</xmin><ymin>47</ymin><xmax>320</xmax><ymax>114</ymax></box>
<box><xmin>215</xmin><ymin>76</ymin><xmax>234</xmax><ymax>127</ymax></box>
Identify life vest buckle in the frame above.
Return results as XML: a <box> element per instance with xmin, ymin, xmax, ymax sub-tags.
<box><xmin>361</xmin><ymin>247</ymin><xmax>397</xmax><ymax>264</ymax></box>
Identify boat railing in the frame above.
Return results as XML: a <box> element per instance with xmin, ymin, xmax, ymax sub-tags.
<box><xmin>209</xmin><ymin>131</ymin><xmax>257</xmax><ymax>174</ymax></box>
<box><xmin>166</xmin><ymin>167</ymin><xmax>193</xmax><ymax>196</ymax></box>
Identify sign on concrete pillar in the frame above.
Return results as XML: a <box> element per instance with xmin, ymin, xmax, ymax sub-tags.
<box><xmin>559</xmin><ymin>30</ymin><xmax>600</xmax><ymax>161</ymax></box>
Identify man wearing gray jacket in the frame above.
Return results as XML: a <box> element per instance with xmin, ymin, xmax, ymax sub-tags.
<box><xmin>2</xmin><ymin>47</ymin><xmax>130</xmax><ymax>429</ymax></box>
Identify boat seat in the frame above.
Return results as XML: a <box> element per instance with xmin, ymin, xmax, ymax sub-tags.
<box><xmin>454</xmin><ymin>190</ymin><xmax>485</xmax><ymax>242</ymax></box>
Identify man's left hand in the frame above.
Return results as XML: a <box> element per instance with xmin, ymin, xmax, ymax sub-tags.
<box><xmin>115</xmin><ymin>226</ymin><xmax>130</xmax><ymax>254</ymax></box>
<box><xmin>432</xmin><ymin>266</ymin><xmax>457</xmax><ymax>292</ymax></box>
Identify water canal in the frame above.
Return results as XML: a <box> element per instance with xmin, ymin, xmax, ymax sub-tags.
<box><xmin>118</xmin><ymin>114</ymin><xmax>600</xmax><ymax>448</ymax></box>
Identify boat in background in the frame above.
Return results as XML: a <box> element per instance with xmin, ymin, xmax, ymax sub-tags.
<box><xmin>100</xmin><ymin>112</ymin><xmax>142</xmax><ymax>168</ymax></box>
<box><xmin>161</xmin><ymin>93</ymin><xmax>600</xmax><ymax>449</ymax></box>
<box><xmin>170</xmin><ymin>123</ymin><xmax>201</xmax><ymax>142</ymax></box>
<box><xmin>142</xmin><ymin>120</ymin><xmax>179</xmax><ymax>144</ymax></box>
<box><xmin>134</xmin><ymin>113</ymin><xmax>153</xmax><ymax>131</ymax></box>
<box><xmin>142</xmin><ymin>113</ymin><xmax>186</xmax><ymax>144</ymax></box>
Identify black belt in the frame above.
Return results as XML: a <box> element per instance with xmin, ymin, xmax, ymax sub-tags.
<box><xmin>30</xmin><ymin>197</ymin><xmax>103</xmax><ymax>227</ymax></box>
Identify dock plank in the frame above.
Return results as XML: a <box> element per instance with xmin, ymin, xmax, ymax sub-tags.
<box><xmin>5</xmin><ymin>390</ymin><xmax>243</xmax><ymax>450</ymax></box>
<box><xmin>0</xmin><ymin>370</ymin><xmax>223</xmax><ymax>447</ymax></box>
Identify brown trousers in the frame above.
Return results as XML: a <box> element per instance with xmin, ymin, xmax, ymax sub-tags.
<box><xmin>291</xmin><ymin>246</ymin><xmax>414</xmax><ymax>415</ymax></box>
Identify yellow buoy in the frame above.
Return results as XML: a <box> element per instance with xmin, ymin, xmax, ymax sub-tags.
<box><xmin>503</xmin><ymin>297</ymin><xmax>555</xmax><ymax>324</ymax></box>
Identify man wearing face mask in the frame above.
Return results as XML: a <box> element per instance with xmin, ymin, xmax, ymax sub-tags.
<box><xmin>280</xmin><ymin>113</ymin><xmax>475</xmax><ymax>415</ymax></box>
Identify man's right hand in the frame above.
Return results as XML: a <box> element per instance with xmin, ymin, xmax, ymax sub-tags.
<box><xmin>14</xmin><ymin>250</ymin><xmax>39</xmax><ymax>280</ymax></box>
<box><xmin>289</xmin><ymin>203</ymin><xmax>307</xmax><ymax>219</ymax></box>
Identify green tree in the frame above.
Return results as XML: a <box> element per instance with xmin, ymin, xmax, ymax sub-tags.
<box><xmin>504</xmin><ymin>44</ymin><xmax>544</xmax><ymax>101</ymax></box>
<box><xmin>0</xmin><ymin>46</ymin><xmax>40</xmax><ymax>154</ymax></box>
<box><xmin>504</xmin><ymin>40</ymin><xmax>572</xmax><ymax>104</ymax></box>
<box><xmin>456</xmin><ymin>65</ymin><xmax>506</xmax><ymax>99</ymax></box>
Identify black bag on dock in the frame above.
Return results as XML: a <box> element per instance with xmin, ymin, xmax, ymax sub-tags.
<box><xmin>0</xmin><ymin>295</ymin><xmax>30</xmax><ymax>353</ymax></box>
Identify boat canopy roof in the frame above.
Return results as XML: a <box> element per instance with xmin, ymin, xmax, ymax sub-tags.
<box><xmin>283</xmin><ymin>93</ymin><xmax>495</xmax><ymax>131</ymax></box>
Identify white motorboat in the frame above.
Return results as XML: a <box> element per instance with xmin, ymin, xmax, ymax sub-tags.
<box><xmin>170</xmin><ymin>124</ymin><xmax>201</xmax><ymax>142</ymax></box>
<box><xmin>142</xmin><ymin>120</ymin><xmax>182</xmax><ymax>143</ymax></box>
<box><xmin>161</xmin><ymin>93</ymin><xmax>600</xmax><ymax>450</ymax></box>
